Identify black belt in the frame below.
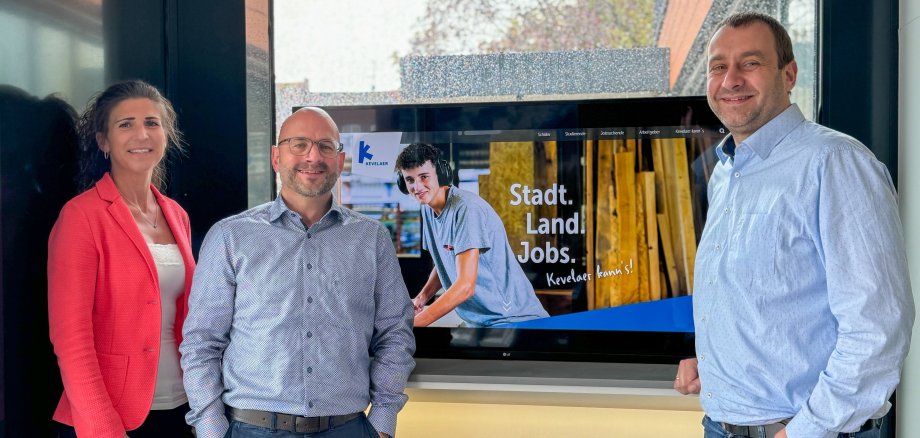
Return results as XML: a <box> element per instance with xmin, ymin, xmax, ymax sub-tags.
<box><xmin>720</xmin><ymin>417</ymin><xmax>882</xmax><ymax>437</ymax></box>
<box><xmin>720</xmin><ymin>419</ymin><xmax>788</xmax><ymax>437</ymax></box>
<box><xmin>227</xmin><ymin>406</ymin><xmax>361</xmax><ymax>434</ymax></box>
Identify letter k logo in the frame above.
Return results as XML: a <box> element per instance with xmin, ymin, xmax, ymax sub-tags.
<box><xmin>358</xmin><ymin>141</ymin><xmax>374</xmax><ymax>164</ymax></box>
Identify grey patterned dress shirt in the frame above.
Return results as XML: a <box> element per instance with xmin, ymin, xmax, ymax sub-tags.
<box><xmin>181</xmin><ymin>196</ymin><xmax>416</xmax><ymax>438</ymax></box>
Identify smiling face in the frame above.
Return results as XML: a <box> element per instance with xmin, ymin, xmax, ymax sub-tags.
<box><xmin>97</xmin><ymin>98</ymin><xmax>167</xmax><ymax>178</ymax></box>
<box><xmin>400</xmin><ymin>161</ymin><xmax>441</xmax><ymax>206</ymax></box>
<box><xmin>272</xmin><ymin>109</ymin><xmax>344</xmax><ymax>200</ymax></box>
<box><xmin>706</xmin><ymin>21</ymin><xmax>797</xmax><ymax>143</ymax></box>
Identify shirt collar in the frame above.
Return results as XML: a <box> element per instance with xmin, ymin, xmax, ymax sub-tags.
<box><xmin>268</xmin><ymin>194</ymin><xmax>344</xmax><ymax>224</ymax></box>
<box><xmin>715</xmin><ymin>104</ymin><xmax>805</xmax><ymax>164</ymax></box>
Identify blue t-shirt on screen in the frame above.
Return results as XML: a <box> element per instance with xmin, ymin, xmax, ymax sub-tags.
<box><xmin>421</xmin><ymin>186</ymin><xmax>549</xmax><ymax>326</ymax></box>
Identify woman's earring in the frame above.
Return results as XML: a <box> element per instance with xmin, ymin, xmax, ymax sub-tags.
<box><xmin>104</xmin><ymin>151</ymin><xmax>109</xmax><ymax>160</ymax></box>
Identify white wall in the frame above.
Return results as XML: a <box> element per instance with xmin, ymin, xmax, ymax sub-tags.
<box><xmin>897</xmin><ymin>0</ymin><xmax>920</xmax><ymax>436</ymax></box>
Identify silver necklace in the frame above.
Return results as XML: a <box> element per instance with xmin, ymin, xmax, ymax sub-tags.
<box><xmin>127</xmin><ymin>200</ymin><xmax>159</xmax><ymax>229</ymax></box>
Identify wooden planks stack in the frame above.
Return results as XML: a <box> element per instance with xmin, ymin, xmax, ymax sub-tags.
<box><xmin>474</xmin><ymin>137</ymin><xmax>698</xmax><ymax>310</ymax></box>
<box><xmin>589</xmin><ymin>137</ymin><xmax>697</xmax><ymax>309</ymax></box>
<box><xmin>639</xmin><ymin>171</ymin><xmax>660</xmax><ymax>301</ymax></box>
<box><xmin>651</xmin><ymin>138</ymin><xmax>696</xmax><ymax>297</ymax></box>
<box><xmin>591</xmin><ymin>139</ymin><xmax>616</xmax><ymax>309</ymax></box>
<box><xmin>591</xmin><ymin>139</ymin><xmax>644</xmax><ymax>308</ymax></box>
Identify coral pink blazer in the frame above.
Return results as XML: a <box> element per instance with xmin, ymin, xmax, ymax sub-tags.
<box><xmin>48</xmin><ymin>173</ymin><xmax>196</xmax><ymax>438</ymax></box>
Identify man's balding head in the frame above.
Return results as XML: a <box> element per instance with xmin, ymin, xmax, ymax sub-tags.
<box><xmin>277</xmin><ymin>107</ymin><xmax>339</xmax><ymax>144</ymax></box>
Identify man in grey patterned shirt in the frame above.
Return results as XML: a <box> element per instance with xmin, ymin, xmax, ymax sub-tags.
<box><xmin>181</xmin><ymin>107</ymin><xmax>416</xmax><ymax>438</ymax></box>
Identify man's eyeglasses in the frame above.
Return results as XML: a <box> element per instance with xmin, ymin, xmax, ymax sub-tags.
<box><xmin>276</xmin><ymin>137</ymin><xmax>344</xmax><ymax>158</ymax></box>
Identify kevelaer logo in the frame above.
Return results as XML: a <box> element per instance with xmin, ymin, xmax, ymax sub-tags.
<box><xmin>358</xmin><ymin>141</ymin><xmax>374</xmax><ymax>163</ymax></box>
<box><xmin>356</xmin><ymin>141</ymin><xmax>389</xmax><ymax>167</ymax></box>
<box><xmin>348</xmin><ymin>132</ymin><xmax>403</xmax><ymax>179</ymax></box>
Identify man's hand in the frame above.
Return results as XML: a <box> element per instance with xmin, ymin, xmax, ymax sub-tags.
<box><xmin>774</xmin><ymin>428</ymin><xmax>788</xmax><ymax>438</ymax></box>
<box><xmin>378</xmin><ymin>432</ymin><xmax>391</xmax><ymax>438</ymax></box>
<box><xmin>674</xmin><ymin>358</ymin><xmax>702</xmax><ymax>395</ymax></box>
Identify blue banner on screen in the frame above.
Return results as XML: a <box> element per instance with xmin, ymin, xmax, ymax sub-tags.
<box><xmin>497</xmin><ymin>296</ymin><xmax>695</xmax><ymax>332</ymax></box>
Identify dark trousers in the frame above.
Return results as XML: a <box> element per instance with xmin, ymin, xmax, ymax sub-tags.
<box><xmin>56</xmin><ymin>403</ymin><xmax>194</xmax><ymax>438</ymax></box>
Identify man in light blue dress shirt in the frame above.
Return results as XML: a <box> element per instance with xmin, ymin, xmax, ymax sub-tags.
<box><xmin>181</xmin><ymin>108</ymin><xmax>415</xmax><ymax>438</ymax></box>
<box><xmin>673</xmin><ymin>12</ymin><xmax>914</xmax><ymax>438</ymax></box>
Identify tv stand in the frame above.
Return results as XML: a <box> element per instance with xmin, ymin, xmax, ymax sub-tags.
<box><xmin>407</xmin><ymin>358</ymin><xmax>700</xmax><ymax>411</ymax></box>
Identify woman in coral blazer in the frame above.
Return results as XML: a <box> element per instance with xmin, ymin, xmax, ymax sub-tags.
<box><xmin>49</xmin><ymin>81</ymin><xmax>195</xmax><ymax>438</ymax></box>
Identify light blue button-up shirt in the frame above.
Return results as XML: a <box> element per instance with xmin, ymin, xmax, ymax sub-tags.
<box><xmin>181</xmin><ymin>196</ymin><xmax>415</xmax><ymax>438</ymax></box>
<box><xmin>694</xmin><ymin>105</ymin><xmax>914</xmax><ymax>437</ymax></box>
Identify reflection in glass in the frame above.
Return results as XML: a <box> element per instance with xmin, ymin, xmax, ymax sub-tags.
<box><xmin>274</xmin><ymin>0</ymin><xmax>816</xmax><ymax>119</ymax></box>
<box><xmin>0</xmin><ymin>1</ymin><xmax>104</xmax><ymax>109</ymax></box>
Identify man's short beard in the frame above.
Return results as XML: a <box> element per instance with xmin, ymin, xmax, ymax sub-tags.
<box><xmin>284</xmin><ymin>163</ymin><xmax>338</xmax><ymax>198</ymax></box>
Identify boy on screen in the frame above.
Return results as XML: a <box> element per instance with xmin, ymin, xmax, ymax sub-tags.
<box><xmin>395</xmin><ymin>143</ymin><xmax>549</xmax><ymax>327</ymax></box>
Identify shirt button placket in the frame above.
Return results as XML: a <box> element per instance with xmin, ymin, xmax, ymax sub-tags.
<box><xmin>303</xmin><ymin>232</ymin><xmax>316</xmax><ymax>392</ymax></box>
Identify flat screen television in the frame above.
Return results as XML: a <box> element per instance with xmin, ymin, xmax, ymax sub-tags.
<box><xmin>322</xmin><ymin>96</ymin><xmax>724</xmax><ymax>363</ymax></box>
